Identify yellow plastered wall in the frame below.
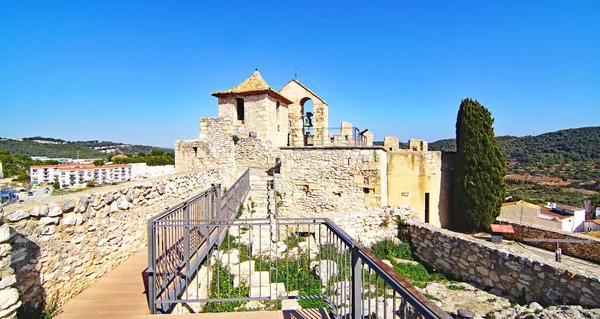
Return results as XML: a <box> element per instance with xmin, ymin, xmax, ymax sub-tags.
<box><xmin>387</xmin><ymin>151</ymin><xmax>443</xmax><ymax>227</ymax></box>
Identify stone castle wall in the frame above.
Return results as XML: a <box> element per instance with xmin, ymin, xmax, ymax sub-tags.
<box><xmin>277</xmin><ymin>147</ymin><xmax>387</xmax><ymax>217</ymax></box>
<box><xmin>234</xmin><ymin>137</ymin><xmax>274</xmax><ymax>168</ymax></box>
<box><xmin>404</xmin><ymin>220</ymin><xmax>600</xmax><ymax>307</ymax></box>
<box><xmin>0</xmin><ymin>168</ymin><xmax>231</xmax><ymax>313</ymax></box>
<box><xmin>496</xmin><ymin>218</ymin><xmax>600</xmax><ymax>263</ymax></box>
<box><xmin>175</xmin><ymin>117</ymin><xmax>235</xmax><ymax>175</ymax></box>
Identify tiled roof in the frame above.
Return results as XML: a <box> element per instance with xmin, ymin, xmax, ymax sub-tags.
<box><xmin>502</xmin><ymin>200</ymin><xmax>540</xmax><ymax>210</ymax></box>
<box><xmin>212</xmin><ymin>69</ymin><xmax>292</xmax><ymax>104</ymax></box>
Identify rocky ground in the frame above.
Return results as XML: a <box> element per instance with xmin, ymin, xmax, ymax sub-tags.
<box><xmin>487</xmin><ymin>304</ymin><xmax>600</xmax><ymax>319</ymax></box>
<box><xmin>419</xmin><ymin>280</ymin><xmax>600</xmax><ymax>319</ymax></box>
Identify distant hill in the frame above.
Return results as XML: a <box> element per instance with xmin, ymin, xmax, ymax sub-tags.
<box><xmin>428</xmin><ymin>126</ymin><xmax>600</xmax><ymax>164</ymax></box>
<box><xmin>0</xmin><ymin>136</ymin><xmax>173</xmax><ymax>159</ymax></box>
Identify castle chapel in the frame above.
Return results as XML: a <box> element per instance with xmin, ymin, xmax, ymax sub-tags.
<box><xmin>175</xmin><ymin>70</ymin><xmax>452</xmax><ymax>227</ymax></box>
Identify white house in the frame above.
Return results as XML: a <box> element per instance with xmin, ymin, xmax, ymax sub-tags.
<box><xmin>541</xmin><ymin>202</ymin><xmax>586</xmax><ymax>232</ymax></box>
<box><xmin>499</xmin><ymin>200</ymin><xmax>587</xmax><ymax>232</ymax></box>
<box><xmin>30</xmin><ymin>164</ymin><xmax>133</xmax><ymax>188</ymax></box>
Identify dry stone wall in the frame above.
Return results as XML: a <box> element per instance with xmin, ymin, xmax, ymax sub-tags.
<box><xmin>404</xmin><ymin>220</ymin><xmax>600</xmax><ymax>307</ymax></box>
<box><xmin>277</xmin><ymin>147</ymin><xmax>387</xmax><ymax>217</ymax></box>
<box><xmin>497</xmin><ymin>218</ymin><xmax>600</xmax><ymax>263</ymax></box>
<box><xmin>0</xmin><ymin>224</ymin><xmax>20</xmax><ymax>319</ymax></box>
<box><xmin>0</xmin><ymin>168</ymin><xmax>231</xmax><ymax>313</ymax></box>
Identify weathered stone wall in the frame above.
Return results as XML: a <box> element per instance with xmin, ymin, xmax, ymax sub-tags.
<box><xmin>0</xmin><ymin>168</ymin><xmax>231</xmax><ymax>312</ymax></box>
<box><xmin>280</xmin><ymin>79</ymin><xmax>328</xmax><ymax>147</ymax></box>
<box><xmin>234</xmin><ymin>137</ymin><xmax>274</xmax><ymax>168</ymax></box>
<box><xmin>217</xmin><ymin>94</ymin><xmax>271</xmax><ymax>141</ymax></box>
<box><xmin>408</xmin><ymin>138</ymin><xmax>428</xmax><ymax>151</ymax></box>
<box><xmin>496</xmin><ymin>218</ymin><xmax>600</xmax><ymax>263</ymax></box>
<box><xmin>175</xmin><ymin>117</ymin><xmax>235</xmax><ymax>175</ymax></box>
<box><xmin>383</xmin><ymin>136</ymin><xmax>399</xmax><ymax>151</ymax></box>
<box><xmin>320</xmin><ymin>206</ymin><xmax>415</xmax><ymax>247</ymax></box>
<box><xmin>0</xmin><ymin>224</ymin><xmax>21</xmax><ymax>319</ymax></box>
<box><xmin>404</xmin><ymin>220</ymin><xmax>600</xmax><ymax>307</ymax></box>
<box><xmin>277</xmin><ymin>147</ymin><xmax>387</xmax><ymax>217</ymax></box>
<box><xmin>387</xmin><ymin>150</ymin><xmax>444</xmax><ymax>227</ymax></box>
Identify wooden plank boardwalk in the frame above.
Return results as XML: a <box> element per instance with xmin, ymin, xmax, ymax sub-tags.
<box><xmin>56</xmin><ymin>248</ymin><xmax>151</xmax><ymax>319</ymax></box>
<box><xmin>56</xmin><ymin>248</ymin><xmax>328</xmax><ymax>319</ymax></box>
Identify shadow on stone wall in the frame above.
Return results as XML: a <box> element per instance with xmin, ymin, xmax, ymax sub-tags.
<box><xmin>439</xmin><ymin>152</ymin><xmax>455</xmax><ymax>229</ymax></box>
<box><xmin>9</xmin><ymin>228</ymin><xmax>47</xmax><ymax>318</ymax></box>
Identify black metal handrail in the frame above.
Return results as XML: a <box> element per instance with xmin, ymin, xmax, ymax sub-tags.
<box><xmin>147</xmin><ymin>169</ymin><xmax>250</xmax><ymax>313</ymax></box>
<box><xmin>151</xmin><ymin>217</ymin><xmax>450</xmax><ymax>319</ymax></box>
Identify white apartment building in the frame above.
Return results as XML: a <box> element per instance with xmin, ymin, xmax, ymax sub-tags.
<box><xmin>30</xmin><ymin>164</ymin><xmax>133</xmax><ymax>188</ymax></box>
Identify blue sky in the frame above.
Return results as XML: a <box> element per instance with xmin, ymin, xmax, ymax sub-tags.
<box><xmin>1</xmin><ymin>1</ymin><xmax>598</xmax><ymax>148</ymax></box>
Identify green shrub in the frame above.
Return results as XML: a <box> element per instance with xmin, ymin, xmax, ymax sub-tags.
<box><xmin>202</xmin><ymin>264</ymin><xmax>249</xmax><ymax>313</ymax></box>
<box><xmin>254</xmin><ymin>255</ymin><xmax>326</xmax><ymax>309</ymax></box>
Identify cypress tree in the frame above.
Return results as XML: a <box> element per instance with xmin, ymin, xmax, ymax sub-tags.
<box><xmin>453</xmin><ymin>98</ymin><xmax>506</xmax><ymax>232</ymax></box>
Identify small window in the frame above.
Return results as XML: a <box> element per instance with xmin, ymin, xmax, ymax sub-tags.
<box><xmin>235</xmin><ymin>98</ymin><xmax>245</xmax><ymax>121</ymax></box>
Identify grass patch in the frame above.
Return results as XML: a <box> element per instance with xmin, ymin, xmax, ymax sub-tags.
<box><xmin>447</xmin><ymin>283</ymin><xmax>465</xmax><ymax>291</ymax></box>
<box><xmin>284</xmin><ymin>233</ymin><xmax>306</xmax><ymax>250</ymax></box>
<box><xmin>254</xmin><ymin>255</ymin><xmax>327</xmax><ymax>309</ymax></box>
<box><xmin>370</xmin><ymin>239</ymin><xmax>413</xmax><ymax>261</ymax></box>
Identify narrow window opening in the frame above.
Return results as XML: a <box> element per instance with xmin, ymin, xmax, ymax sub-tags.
<box><xmin>235</xmin><ymin>98</ymin><xmax>245</xmax><ymax>121</ymax></box>
<box><xmin>192</xmin><ymin>146</ymin><xmax>198</xmax><ymax>157</ymax></box>
<box><xmin>425</xmin><ymin>192</ymin><xmax>430</xmax><ymax>223</ymax></box>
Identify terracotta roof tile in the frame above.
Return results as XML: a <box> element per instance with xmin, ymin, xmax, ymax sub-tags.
<box><xmin>213</xmin><ymin>69</ymin><xmax>270</xmax><ymax>94</ymax></box>
<box><xmin>212</xmin><ymin>69</ymin><xmax>292</xmax><ymax>104</ymax></box>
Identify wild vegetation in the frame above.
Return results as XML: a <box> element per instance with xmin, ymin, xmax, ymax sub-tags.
<box><xmin>427</xmin><ymin>127</ymin><xmax>600</xmax><ymax>210</ymax></box>
<box><xmin>0</xmin><ymin>138</ymin><xmax>174</xmax><ymax>183</ymax></box>
<box><xmin>0</xmin><ymin>136</ymin><xmax>172</xmax><ymax>159</ymax></box>
<box><xmin>452</xmin><ymin>98</ymin><xmax>506</xmax><ymax>232</ymax></box>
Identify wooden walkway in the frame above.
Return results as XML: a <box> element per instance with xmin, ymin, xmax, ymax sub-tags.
<box><xmin>56</xmin><ymin>248</ymin><xmax>328</xmax><ymax>319</ymax></box>
<box><xmin>57</xmin><ymin>248</ymin><xmax>151</xmax><ymax>319</ymax></box>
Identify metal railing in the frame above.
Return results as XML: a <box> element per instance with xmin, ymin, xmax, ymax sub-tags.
<box><xmin>300</xmin><ymin>126</ymin><xmax>368</xmax><ymax>147</ymax></box>
<box><xmin>157</xmin><ymin>217</ymin><xmax>451</xmax><ymax>319</ymax></box>
<box><xmin>147</xmin><ymin>169</ymin><xmax>250</xmax><ymax>313</ymax></box>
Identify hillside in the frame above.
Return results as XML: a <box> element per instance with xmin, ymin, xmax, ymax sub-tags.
<box><xmin>0</xmin><ymin>136</ymin><xmax>172</xmax><ymax>159</ymax></box>
<box><xmin>428</xmin><ymin>126</ymin><xmax>600</xmax><ymax>164</ymax></box>
<box><xmin>427</xmin><ymin>127</ymin><xmax>600</xmax><ymax>207</ymax></box>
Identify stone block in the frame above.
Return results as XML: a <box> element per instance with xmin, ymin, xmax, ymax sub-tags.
<box><xmin>47</xmin><ymin>204</ymin><xmax>63</xmax><ymax>217</ymax></box>
<box><xmin>61</xmin><ymin>213</ymin><xmax>77</xmax><ymax>226</ymax></box>
<box><xmin>0</xmin><ymin>275</ymin><xmax>16</xmax><ymax>290</ymax></box>
<box><xmin>62</xmin><ymin>200</ymin><xmax>76</xmax><ymax>213</ymax></box>
<box><xmin>7</xmin><ymin>210</ymin><xmax>29</xmax><ymax>222</ymax></box>
<box><xmin>0</xmin><ymin>287</ymin><xmax>19</xmax><ymax>310</ymax></box>
<box><xmin>0</xmin><ymin>225</ymin><xmax>12</xmax><ymax>243</ymax></box>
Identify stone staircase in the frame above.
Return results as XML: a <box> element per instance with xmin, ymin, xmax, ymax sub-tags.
<box><xmin>245</xmin><ymin>168</ymin><xmax>275</xmax><ymax>219</ymax></box>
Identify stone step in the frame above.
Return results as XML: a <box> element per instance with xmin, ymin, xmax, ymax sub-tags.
<box><xmin>281</xmin><ymin>299</ymin><xmax>301</xmax><ymax>310</ymax></box>
<box><xmin>249</xmin><ymin>282</ymin><xmax>287</xmax><ymax>299</ymax></box>
<box><xmin>249</xmin><ymin>271</ymin><xmax>271</xmax><ymax>287</ymax></box>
